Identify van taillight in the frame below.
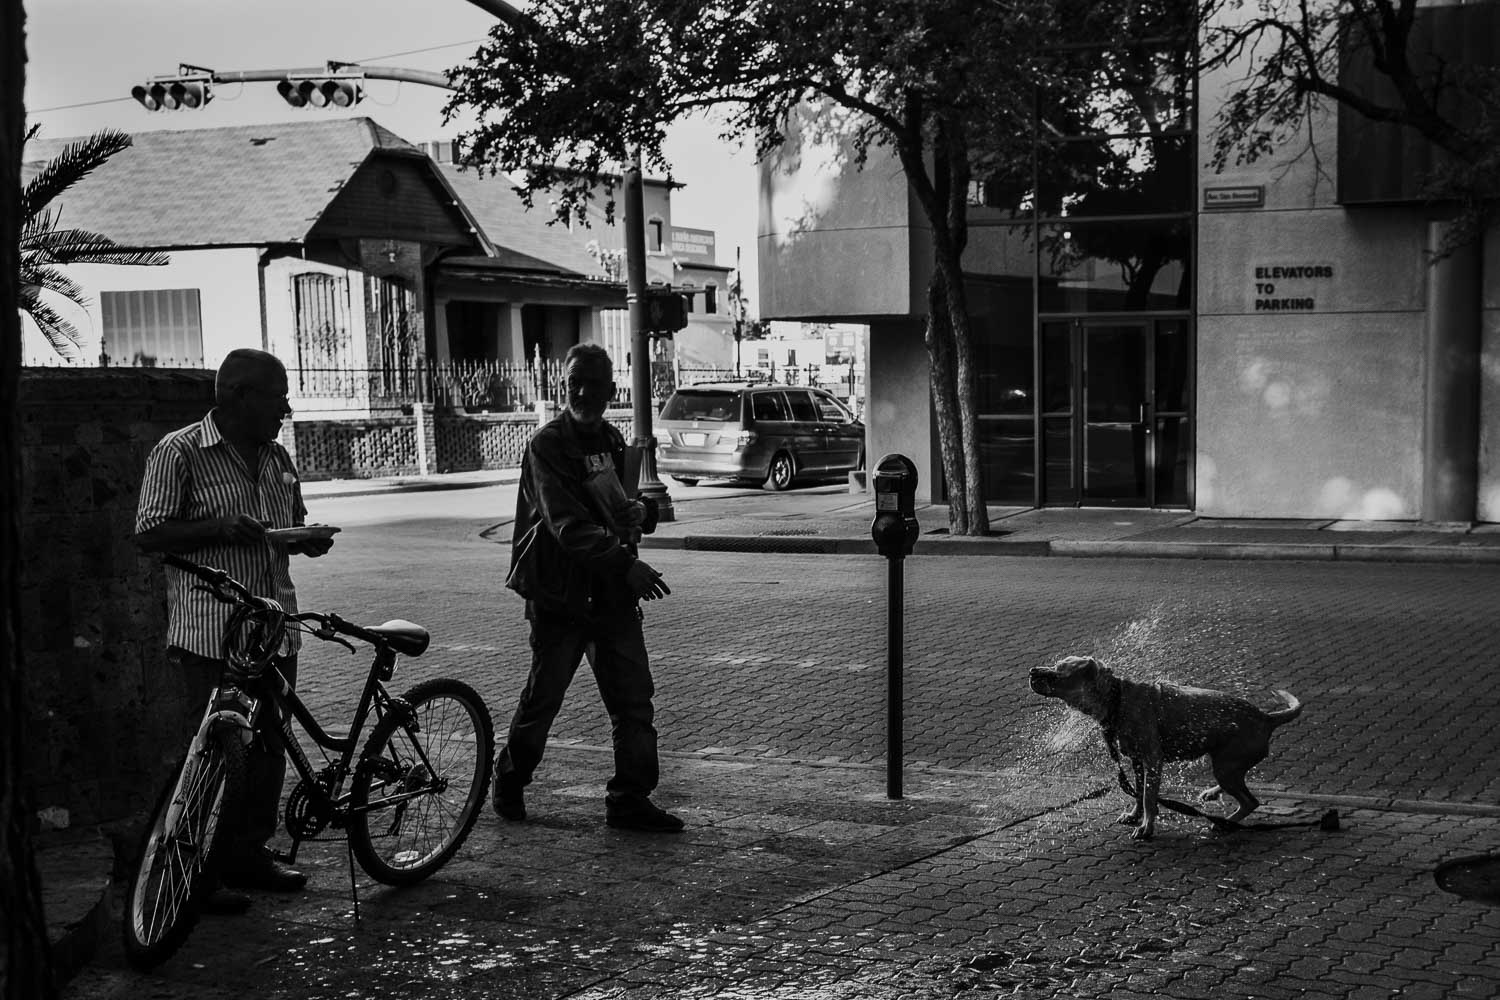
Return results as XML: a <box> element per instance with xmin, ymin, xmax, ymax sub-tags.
<box><xmin>737</xmin><ymin>430</ymin><xmax>756</xmax><ymax>447</ymax></box>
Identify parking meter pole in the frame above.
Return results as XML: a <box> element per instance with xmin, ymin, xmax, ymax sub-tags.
<box><xmin>870</xmin><ymin>453</ymin><xmax>918</xmax><ymax>802</ymax></box>
<box><xmin>886</xmin><ymin>554</ymin><xmax>904</xmax><ymax>800</ymax></box>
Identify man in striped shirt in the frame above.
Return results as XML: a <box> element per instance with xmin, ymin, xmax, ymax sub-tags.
<box><xmin>136</xmin><ymin>348</ymin><xmax>333</xmax><ymax>910</ymax></box>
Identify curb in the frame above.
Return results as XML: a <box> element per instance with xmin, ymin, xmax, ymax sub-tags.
<box><xmin>302</xmin><ymin>472</ymin><xmax>518</xmax><ymax>501</ymax></box>
<box><xmin>38</xmin><ymin>831</ymin><xmax>116</xmax><ymax>989</ymax></box>
<box><xmin>640</xmin><ymin>534</ymin><xmax>1500</xmax><ymax>564</ymax></box>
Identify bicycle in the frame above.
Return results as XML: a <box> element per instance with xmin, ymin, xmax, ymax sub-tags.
<box><xmin>122</xmin><ymin>554</ymin><xmax>495</xmax><ymax>970</ymax></box>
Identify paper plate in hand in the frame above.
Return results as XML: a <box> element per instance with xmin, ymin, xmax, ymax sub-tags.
<box><xmin>266</xmin><ymin>525</ymin><xmax>341</xmax><ymax>544</ymax></box>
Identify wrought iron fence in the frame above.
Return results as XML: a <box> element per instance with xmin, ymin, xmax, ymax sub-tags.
<box><xmin>23</xmin><ymin>354</ymin><xmax>864</xmax><ymax>414</ymax></box>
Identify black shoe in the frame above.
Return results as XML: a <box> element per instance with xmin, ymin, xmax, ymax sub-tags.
<box><xmin>606</xmin><ymin>799</ymin><xmax>684</xmax><ymax>833</ymax></box>
<box><xmin>492</xmin><ymin>772</ymin><xmax>526</xmax><ymax>822</ymax></box>
<box><xmin>221</xmin><ymin>851</ymin><xmax>307</xmax><ymax>892</ymax></box>
<box><xmin>200</xmin><ymin>887</ymin><xmax>252</xmax><ymax>916</ymax></box>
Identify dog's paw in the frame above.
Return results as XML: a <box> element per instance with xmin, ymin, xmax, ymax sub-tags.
<box><xmin>1117</xmin><ymin>809</ymin><xmax>1142</xmax><ymax>826</ymax></box>
<box><xmin>1130</xmin><ymin>824</ymin><xmax>1155</xmax><ymax>841</ymax></box>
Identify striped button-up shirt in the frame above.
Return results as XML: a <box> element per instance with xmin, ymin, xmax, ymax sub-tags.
<box><xmin>136</xmin><ymin>412</ymin><xmax>306</xmax><ymax>657</ymax></box>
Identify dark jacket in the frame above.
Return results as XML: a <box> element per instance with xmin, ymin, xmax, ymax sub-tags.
<box><xmin>505</xmin><ymin>413</ymin><xmax>657</xmax><ymax>620</ymax></box>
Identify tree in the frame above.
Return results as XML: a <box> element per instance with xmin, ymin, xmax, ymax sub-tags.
<box><xmin>1201</xmin><ymin>0</ymin><xmax>1499</xmax><ymax>246</ymax></box>
<box><xmin>4</xmin><ymin>4</ymin><xmax>58</xmax><ymax>996</ymax></box>
<box><xmin>19</xmin><ymin>127</ymin><xmax>168</xmax><ymax>362</ymax></box>
<box><xmin>447</xmin><ymin>0</ymin><xmax>1123</xmax><ymax>533</ymax></box>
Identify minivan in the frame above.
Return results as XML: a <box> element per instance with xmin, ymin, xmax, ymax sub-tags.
<box><xmin>654</xmin><ymin>382</ymin><xmax>865</xmax><ymax>490</ymax></box>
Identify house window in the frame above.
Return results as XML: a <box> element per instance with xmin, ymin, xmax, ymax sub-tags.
<box><xmin>100</xmin><ymin>289</ymin><xmax>204</xmax><ymax>367</ymax></box>
<box><xmin>704</xmin><ymin>284</ymin><xmax>718</xmax><ymax>314</ymax></box>
<box><xmin>292</xmin><ymin>273</ymin><xmax>353</xmax><ymax>395</ymax></box>
<box><xmin>648</xmin><ymin>218</ymin><xmax>664</xmax><ymax>253</ymax></box>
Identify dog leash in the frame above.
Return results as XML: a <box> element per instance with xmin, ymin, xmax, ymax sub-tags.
<box><xmin>1104</xmin><ymin>747</ymin><xmax>1339</xmax><ymax>833</ymax></box>
<box><xmin>1098</xmin><ymin>684</ymin><xmax>1339</xmax><ymax>833</ymax></box>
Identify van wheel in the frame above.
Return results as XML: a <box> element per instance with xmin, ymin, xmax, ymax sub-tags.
<box><xmin>765</xmin><ymin>452</ymin><xmax>795</xmax><ymax>491</ymax></box>
<box><xmin>672</xmin><ymin>477</ymin><xmax>699</xmax><ymax>488</ymax></box>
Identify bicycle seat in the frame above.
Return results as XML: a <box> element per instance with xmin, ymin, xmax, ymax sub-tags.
<box><xmin>366</xmin><ymin>620</ymin><xmax>430</xmax><ymax>657</ymax></box>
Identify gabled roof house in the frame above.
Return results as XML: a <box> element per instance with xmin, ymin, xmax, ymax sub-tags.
<box><xmin>22</xmin><ymin>117</ymin><xmax>736</xmax><ymax>418</ymax></box>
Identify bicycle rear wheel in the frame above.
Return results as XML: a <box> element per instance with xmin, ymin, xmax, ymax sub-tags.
<box><xmin>122</xmin><ymin>725</ymin><xmax>246</xmax><ymax>969</ymax></box>
<box><xmin>350</xmin><ymin>678</ymin><xmax>494</xmax><ymax>886</ymax></box>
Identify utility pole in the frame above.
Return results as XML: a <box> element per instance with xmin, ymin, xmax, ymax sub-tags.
<box><xmin>461</xmin><ymin>0</ymin><xmax>673</xmax><ymax>519</ymax></box>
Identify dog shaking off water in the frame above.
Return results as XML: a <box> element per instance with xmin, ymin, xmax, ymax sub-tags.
<box><xmin>1029</xmin><ymin>655</ymin><xmax>1303</xmax><ymax>840</ymax></box>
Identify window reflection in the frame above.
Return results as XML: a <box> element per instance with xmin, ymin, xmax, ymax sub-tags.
<box><xmin>1034</xmin><ymin>134</ymin><xmax>1192</xmax><ymax>218</ymax></box>
<box><xmin>1038</xmin><ymin>220</ymin><xmax>1190</xmax><ymax>312</ymax></box>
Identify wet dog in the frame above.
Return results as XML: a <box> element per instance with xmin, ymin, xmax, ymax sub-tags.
<box><xmin>1029</xmin><ymin>655</ymin><xmax>1302</xmax><ymax>840</ymax></box>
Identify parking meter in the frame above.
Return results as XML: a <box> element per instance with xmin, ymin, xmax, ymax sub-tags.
<box><xmin>869</xmin><ymin>453</ymin><xmax>918</xmax><ymax>799</ymax></box>
<box><xmin>870</xmin><ymin>454</ymin><xmax>919</xmax><ymax>558</ymax></box>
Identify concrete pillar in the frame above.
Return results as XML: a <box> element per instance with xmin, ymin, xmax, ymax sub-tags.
<box><xmin>1422</xmin><ymin>220</ymin><xmax>1483</xmax><ymax>523</ymax></box>
<box><xmin>505</xmin><ymin>304</ymin><xmax>526</xmax><ymax>363</ymax></box>
<box><xmin>413</xmin><ymin>402</ymin><xmax>436</xmax><ymax>476</ymax></box>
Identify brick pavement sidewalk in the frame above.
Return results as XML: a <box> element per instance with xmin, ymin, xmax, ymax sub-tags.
<box><xmin>61</xmin><ymin>745</ymin><xmax>1499</xmax><ymax>999</ymax></box>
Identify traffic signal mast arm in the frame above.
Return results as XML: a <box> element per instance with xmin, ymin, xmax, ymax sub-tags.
<box><xmin>212</xmin><ymin>64</ymin><xmax>450</xmax><ymax>90</ymax></box>
<box><xmin>131</xmin><ymin>62</ymin><xmax>451</xmax><ymax>111</ymax></box>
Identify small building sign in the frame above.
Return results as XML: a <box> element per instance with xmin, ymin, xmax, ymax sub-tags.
<box><xmin>1204</xmin><ymin>185</ymin><xmax>1265</xmax><ymax>210</ymax></box>
<box><xmin>669</xmin><ymin>226</ymin><xmax>716</xmax><ymax>261</ymax></box>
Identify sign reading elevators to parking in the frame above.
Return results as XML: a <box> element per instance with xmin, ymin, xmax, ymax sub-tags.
<box><xmin>1251</xmin><ymin>263</ymin><xmax>1335</xmax><ymax>312</ymax></box>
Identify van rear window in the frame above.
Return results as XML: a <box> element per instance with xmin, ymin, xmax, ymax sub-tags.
<box><xmin>662</xmin><ymin>390</ymin><xmax>740</xmax><ymax>421</ymax></box>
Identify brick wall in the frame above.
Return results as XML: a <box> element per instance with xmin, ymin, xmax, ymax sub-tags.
<box><xmin>297</xmin><ymin>409</ymin><xmax>637</xmax><ymax>480</ymax></box>
<box><xmin>19</xmin><ymin>368</ymin><xmax>217</xmax><ymax>832</ymax></box>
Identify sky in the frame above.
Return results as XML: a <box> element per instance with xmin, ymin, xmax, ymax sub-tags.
<box><xmin>20</xmin><ymin>0</ymin><xmax>761</xmax><ymax>305</ymax></box>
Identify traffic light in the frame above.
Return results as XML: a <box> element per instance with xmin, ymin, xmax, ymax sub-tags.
<box><xmin>644</xmin><ymin>287</ymin><xmax>689</xmax><ymax>335</ymax></box>
<box><xmin>131</xmin><ymin>75</ymin><xmax>213</xmax><ymax>112</ymax></box>
<box><xmin>277</xmin><ymin>74</ymin><xmax>364</xmax><ymax>109</ymax></box>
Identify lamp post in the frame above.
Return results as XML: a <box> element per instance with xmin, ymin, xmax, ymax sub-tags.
<box><xmin>461</xmin><ymin>0</ymin><xmax>672</xmax><ymax>519</ymax></box>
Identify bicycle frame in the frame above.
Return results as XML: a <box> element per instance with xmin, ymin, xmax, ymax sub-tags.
<box><xmin>228</xmin><ymin>641</ymin><xmax>412</xmax><ymax>845</ymax></box>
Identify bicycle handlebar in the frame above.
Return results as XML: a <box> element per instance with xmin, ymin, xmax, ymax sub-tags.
<box><xmin>163</xmin><ymin>553</ymin><xmax>264</xmax><ymax>607</ymax></box>
<box><xmin>162</xmin><ymin>556</ymin><xmax>385</xmax><ymax>652</ymax></box>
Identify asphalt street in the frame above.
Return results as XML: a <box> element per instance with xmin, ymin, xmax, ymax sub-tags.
<box><xmin>61</xmin><ymin>486</ymin><xmax>1500</xmax><ymax>999</ymax></box>
<box><xmin>292</xmin><ymin>485</ymin><xmax>1500</xmax><ymax>805</ymax></box>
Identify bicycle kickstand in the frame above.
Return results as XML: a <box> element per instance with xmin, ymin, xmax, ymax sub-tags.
<box><xmin>345</xmin><ymin>838</ymin><xmax>362</xmax><ymax>928</ymax></box>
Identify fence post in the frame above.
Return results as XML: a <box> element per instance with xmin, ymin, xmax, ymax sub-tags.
<box><xmin>413</xmin><ymin>402</ymin><xmax>436</xmax><ymax>476</ymax></box>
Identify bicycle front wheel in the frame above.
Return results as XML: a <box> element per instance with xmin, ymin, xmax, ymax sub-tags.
<box><xmin>350</xmin><ymin>678</ymin><xmax>494</xmax><ymax>886</ymax></box>
<box><xmin>122</xmin><ymin>725</ymin><xmax>246</xmax><ymax>969</ymax></box>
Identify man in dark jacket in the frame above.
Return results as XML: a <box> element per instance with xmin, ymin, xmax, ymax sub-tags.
<box><xmin>493</xmin><ymin>343</ymin><xmax>681</xmax><ymax>832</ymax></box>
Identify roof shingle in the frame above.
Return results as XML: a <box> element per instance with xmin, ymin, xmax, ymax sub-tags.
<box><xmin>22</xmin><ymin>118</ymin><xmax>422</xmax><ymax>248</ymax></box>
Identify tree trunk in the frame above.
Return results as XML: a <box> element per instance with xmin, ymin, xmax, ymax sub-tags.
<box><xmin>934</xmin><ymin>116</ymin><xmax>990</xmax><ymax>536</ymax></box>
<box><xmin>897</xmin><ymin>112</ymin><xmax>996</xmax><ymax>537</ymax></box>
<box><xmin>2</xmin><ymin>4</ymin><xmax>57</xmax><ymax>998</ymax></box>
<box><xmin>939</xmin><ymin>254</ymin><xmax>990</xmax><ymax>535</ymax></box>
<box><xmin>924</xmin><ymin>272</ymin><xmax>968</xmax><ymax>532</ymax></box>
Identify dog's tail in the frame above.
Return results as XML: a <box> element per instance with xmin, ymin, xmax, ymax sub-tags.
<box><xmin>1267</xmin><ymin>690</ymin><xmax>1302</xmax><ymax>727</ymax></box>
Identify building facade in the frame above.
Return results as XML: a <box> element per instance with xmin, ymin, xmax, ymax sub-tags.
<box><xmin>757</xmin><ymin>0</ymin><xmax>1499</xmax><ymax>522</ymax></box>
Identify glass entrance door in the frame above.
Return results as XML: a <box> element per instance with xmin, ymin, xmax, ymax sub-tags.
<box><xmin>1040</xmin><ymin>318</ymin><xmax>1192</xmax><ymax>508</ymax></box>
<box><xmin>1083</xmin><ymin>323</ymin><xmax>1150</xmax><ymax>504</ymax></box>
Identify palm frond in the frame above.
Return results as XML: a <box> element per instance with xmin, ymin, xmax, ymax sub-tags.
<box><xmin>22</xmin><ymin>225</ymin><xmax>170</xmax><ymax>268</ymax></box>
<box><xmin>21</xmin><ymin>127</ymin><xmax>133</xmax><ymax>223</ymax></box>
<box><xmin>23</xmin><ymin>265</ymin><xmax>88</xmax><ymax>310</ymax></box>
<box><xmin>17</xmin><ymin>292</ymin><xmax>86</xmax><ymax>361</ymax></box>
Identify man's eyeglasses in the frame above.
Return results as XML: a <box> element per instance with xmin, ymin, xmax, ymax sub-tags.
<box><xmin>243</xmin><ymin>386</ymin><xmax>291</xmax><ymax>405</ymax></box>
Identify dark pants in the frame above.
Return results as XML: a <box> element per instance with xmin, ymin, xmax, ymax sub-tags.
<box><xmin>173</xmin><ymin>647</ymin><xmax>297</xmax><ymax>868</ymax></box>
<box><xmin>496</xmin><ymin>608</ymin><xmax>660</xmax><ymax>808</ymax></box>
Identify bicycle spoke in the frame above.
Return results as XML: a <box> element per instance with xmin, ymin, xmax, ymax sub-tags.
<box><xmin>350</xmin><ymin>682</ymin><xmax>492</xmax><ymax>884</ymax></box>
